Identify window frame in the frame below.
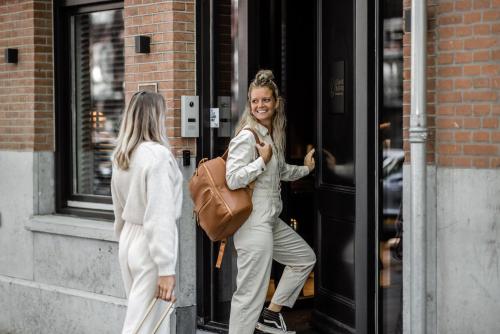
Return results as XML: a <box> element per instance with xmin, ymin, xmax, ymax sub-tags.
<box><xmin>54</xmin><ymin>0</ymin><xmax>124</xmax><ymax>219</ymax></box>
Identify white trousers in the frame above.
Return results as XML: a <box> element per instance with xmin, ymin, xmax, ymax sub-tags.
<box><xmin>119</xmin><ymin>222</ymin><xmax>172</xmax><ymax>334</ymax></box>
<box><xmin>228</xmin><ymin>194</ymin><xmax>316</xmax><ymax>334</ymax></box>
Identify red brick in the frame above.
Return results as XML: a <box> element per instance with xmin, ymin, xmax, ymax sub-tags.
<box><xmin>464</xmin><ymin>12</ymin><xmax>482</xmax><ymax>23</ymax></box>
<box><xmin>454</xmin><ymin>157</ymin><xmax>473</xmax><ymax>167</ymax></box>
<box><xmin>455</xmin><ymin>26</ymin><xmax>473</xmax><ymax>37</ymax></box>
<box><xmin>464</xmin><ymin>118</ymin><xmax>482</xmax><ymax>128</ymax></box>
<box><xmin>439</xmin><ymin>13</ymin><xmax>463</xmax><ymax>25</ymax></box>
<box><xmin>473</xmin><ymin>24</ymin><xmax>491</xmax><ymax>35</ymax></box>
<box><xmin>492</xmin><ymin>133</ymin><xmax>500</xmax><ymax>142</ymax></box>
<box><xmin>456</xmin><ymin>0</ymin><xmax>473</xmax><ymax>10</ymax></box>
<box><xmin>472</xmin><ymin>158</ymin><xmax>489</xmax><ymax>168</ymax></box>
<box><xmin>482</xmin><ymin>64</ymin><xmax>500</xmax><ymax>75</ymax></box>
<box><xmin>438</xmin><ymin>92</ymin><xmax>462</xmax><ymax>103</ymax></box>
<box><xmin>438</xmin><ymin>156</ymin><xmax>454</xmax><ymax>166</ymax></box>
<box><xmin>464</xmin><ymin>38</ymin><xmax>497</xmax><ymax>49</ymax></box>
<box><xmin>438</xmin><ymin>144</ymin><xmax>462</xmax><ymax>154</ymax></box>
<box><xmin>463</xmin><ymin>144</ymin><xmax>498</xmax><ymax>155</ymax></box>
<box><xmin>463</xmin><ymin>65</ymin><xmax>482</xmax><ymax>75</ymax></box>
<box><xmin>472</xmin><ymin>131</ymin><xmax>490</xmax><ymax>142</ymax></box>
<box><xmin>438</xmin><ymin>66</ymin><xmax>463</xmax><ymax>77</ymax></box>
<box><xmin>455</xmin><ymin>131</ymin><xmax>472</xmax><ymax>142</ymax></box>
<box><xmin>437</xmin><ymin>53</ymin><xmax>454</xmax><ymax>64</ymax></box>
<box><xmin>483</xmin><ymin>118</ymin><xmax>499</xmax><ymax>128</ymax></box>
<box><xmin>437</xmin><ymin>131</ymin><xmax>454</xmax><ymax>141</ymax></box>
<box><xmin>437</xmin><ymin>118</ymin><xmax>463</xmax><ymax>129</ymax></box>
<box><xmin>473</xmin><ymin>104</ymin><xmax>491</xmax><ymax>115</ymax></box>
<box><xmin>439</xmin><ymin>39</ymin><xmax>464</xmax><ymax>51</ymax></box>
<box><xmin>438</xmin><ymin>27</ymin><xmax>455</xmax><ymax>39</ymax></box>
<box><xmin>437</xmin><ymin>105</ymin><xmax>455</xmax><ymax>115</ymax></box>
<box><xmin>438</xmin><ymin>3</ymin><xmax>455</xmax><ymax>13</ymax></box>
<box><xmin>483</xmin><ymin>10</ymin><xmax>500</xmax><ymax>20</ymax></box>
<box><xmin>474</xmin><ymin>0</ymin><xmax>492</xmax><ymax>9</ymax></box>
<box><xmin>455</xmin><ymin>52</ymin><xmax>473</xmax><ymax>63</ymax></box>
<box><xmin>456</xmin><ymin>105</ymin><xmax>473</xmax><ymax>115</ymax></box>
<box><xmin>463</xmin><ymin>91</ymin><xmax>497</xmax><ymax>101</ymax></box>
<box><xmin>455</xmin><ymin>78</ymin><xmax>473</xmax><ymax>89</ymax></box>
<box><xmin>473</xmin><ymin>78</ymin><xmax>491</xmax><ymax>88</ymax></box>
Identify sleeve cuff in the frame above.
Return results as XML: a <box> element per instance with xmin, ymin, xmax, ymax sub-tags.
<box><xmin>256</xmin><ymin>156</ymin><xmax>267</xmax><ymax>172</ymax></box>
<box><xmin>158</xmin><ymin>264</ymin><xmax>176</xmax><ymax>277</ymax></box>
<box><xmin>302</xmin><ymin>165</ymin><xmax>310</xmax><ymax>176</ymax></box>
<box><xmin>249</xmin><ymin>156</ymin><xmax>266</xmax><ymax>173</ymax></box>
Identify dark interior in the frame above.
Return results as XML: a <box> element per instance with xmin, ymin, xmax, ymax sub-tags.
<box><xmin>248</xmin><ymin>1</ymin><xmax>317</xmax><ymax>332</ymax></box>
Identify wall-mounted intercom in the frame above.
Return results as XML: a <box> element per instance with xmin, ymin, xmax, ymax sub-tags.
<box><xmin>181</xmin><ymin>95</ymin><xmax>199</xmax><ymax>137</ymax></box>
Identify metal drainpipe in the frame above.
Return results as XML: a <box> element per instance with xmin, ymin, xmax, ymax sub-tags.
<box><xmin>410</xmin><ymin>0</ymin><xmax>428</xmax><ymax>333</ymax></box>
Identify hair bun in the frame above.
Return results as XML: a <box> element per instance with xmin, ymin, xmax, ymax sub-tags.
<box><xmin>255</xmin><ymin>70</ymin><xmax>274</xmax><ymax>84</ymax></box>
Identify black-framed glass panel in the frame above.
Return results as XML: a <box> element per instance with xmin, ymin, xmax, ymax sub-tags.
<box><xmin>55</xmin><ymin>1</ymin><xmax>124</xmax><ymax>217</ymax></box>
<box><xmin>73</xmin><ymin>9</ymin><xmax>124</xmax><ymax>197</ymax></box>
<box><xmin>211</xmin><ymin>0</ymin><xmax>237</xmax><ymax>324</ymax></box>
<box><xmin>321</xmin><ymin>0</ymin><xmax>355</xmax><ymax>186</ymax></box>
<box><xmin>379</xmin><ymin>0</ymin><xmax>404</xmax><ymax>333</ymax></box>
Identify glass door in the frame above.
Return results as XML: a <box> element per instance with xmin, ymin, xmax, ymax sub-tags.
<box><xmin>312</xmin><ymin>0</ymin><xmax>376</xmax><ymax>332</ymax></box>
<box><xmin>196</xmin><ymin>0</ymin><xmax>247</xmax><ymax>330</ymax></box>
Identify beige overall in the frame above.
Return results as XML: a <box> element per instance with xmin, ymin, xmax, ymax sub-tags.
<box><xmin>226</xmin><ymin>124</ymin><xmax>316</xmax><ymax>334</ymax></box>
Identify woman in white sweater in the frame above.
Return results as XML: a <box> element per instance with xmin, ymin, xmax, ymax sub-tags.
<box><xmin>111</xmin><ymin>91</ymin><xmax>183</xmax><ymax>333</ymax></box>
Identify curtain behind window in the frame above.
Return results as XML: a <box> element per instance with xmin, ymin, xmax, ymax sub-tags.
<box><xmin>73</xmin><ymin>9</ymin><xmax>124</xmax><ymax>196</ymax></box>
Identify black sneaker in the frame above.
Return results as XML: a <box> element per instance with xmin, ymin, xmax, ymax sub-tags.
<box><xmin>255</xmin><ymin>308</ymin><xmax>295</xmax><ymax>334</ymax></box>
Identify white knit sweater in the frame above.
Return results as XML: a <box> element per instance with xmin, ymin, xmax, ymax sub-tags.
<box><xmin>111</xmin><ymin>141</ymin><xmax>183</xmax><ymax>276</ymax></box>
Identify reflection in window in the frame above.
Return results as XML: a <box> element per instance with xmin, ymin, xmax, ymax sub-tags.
<box><xmin>380</xmin><ymin>3</ymin><xmax>403</xmax><ymax>334</ymax></box>
<box><xmin>73</xmin><ymin>9</ymin><xmax>124</xmax><ymax>196</ymax></box>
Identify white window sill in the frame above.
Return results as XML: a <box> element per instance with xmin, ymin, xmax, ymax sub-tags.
<box><xmin>26</xmin><ymin>215</ymin><xmax>117</xmax><ymax>242</ymax></box>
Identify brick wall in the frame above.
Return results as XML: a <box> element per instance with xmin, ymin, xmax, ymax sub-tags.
<box><xmin>124</xmin><ymin>0</ymin><xmax>196</xmax><ymax>157</ymax></box>
<box><xmin>0</xmin><ymin>0</ymin><xmax>196</xmax><ymax>156</ymax></box>
<box><xmin>404</xmin><ymin>0</ymin><xmax>500</xmax><ymax>168</ymax></box>
<box><xmin>0</xmin><ymin>0</ymin><xmax>53</xmax><ymax>151</ymax></box>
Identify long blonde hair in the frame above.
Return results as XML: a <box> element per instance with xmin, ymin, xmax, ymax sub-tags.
<box><xmin>235</xmin><ymin>69</ymin><xmax>286</xmax><ymax>155</ymax></box>
<box><xmin>113</xmin><ymin>91</ymin><xmax>169</xmax><ymax>170</ymax></box>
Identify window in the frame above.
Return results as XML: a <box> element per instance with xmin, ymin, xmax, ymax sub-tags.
<box><xmin>55</xmin><ymin>1</ymin><xmax>124</xmax><ymax>218</ymax></box>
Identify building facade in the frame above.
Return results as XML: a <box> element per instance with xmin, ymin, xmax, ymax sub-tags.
<box><xmin>0</xmin><ymin>0</ymin><xmax>498</xmax><ymax>334</ymax></box>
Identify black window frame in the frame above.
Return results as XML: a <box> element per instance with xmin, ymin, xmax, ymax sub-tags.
<box><xmin>54</xmin><ymin>0</ymin><xmax>124</xmax><ymax>220</ymax></box>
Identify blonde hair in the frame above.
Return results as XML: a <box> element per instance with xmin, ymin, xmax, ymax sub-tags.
<box><xmin>113</xmin><ymin>91</ymin><xmax>170</xmax><ymax>170</ymax></box>
<box><xmin>235</xmin><ymin>69</ymin><xmax>286</xmax><ymax>155</ymax></box>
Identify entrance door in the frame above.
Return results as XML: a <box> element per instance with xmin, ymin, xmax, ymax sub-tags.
<box><xmin>313</xmin><ymin>0</ymin><xmax>376</xmax><ymax>333</ymax></box>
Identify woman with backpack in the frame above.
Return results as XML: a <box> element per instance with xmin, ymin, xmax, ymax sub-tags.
<box><xmin>111</xmin><ymin>91</ymin><xmax>182</xmax><ymax>333</ymax></box>
<box><xmin>226</xmin><ymin>70</ymin><xmax>316</xmax><ymax>334</ymax></box>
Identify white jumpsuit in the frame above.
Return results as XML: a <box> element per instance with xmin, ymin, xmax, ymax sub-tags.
<box><xmin>111</xmin><ymin>142</ymin><xmax>182</xmax><ymax>334</ymax></box>
<box><xmin>226</xmin><ymin>124</ymin><xmax>317</xmax><ymax>334</ymax></box>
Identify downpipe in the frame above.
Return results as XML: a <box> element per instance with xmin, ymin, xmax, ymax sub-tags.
<box><xmin>409</xmin><ymin>0</ymin><xmax>428</xmax><ymax>333</ymax></box>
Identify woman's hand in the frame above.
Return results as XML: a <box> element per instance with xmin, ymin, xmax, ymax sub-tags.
<box><xmin>304</xmin><ymin>148</ymin><xmax>316</xmax><ymax>172</ymax></box>
<box><xmin>256</xmin><ymin>142</ymin><xmax>273</xmax><ymax>164</ymax></box>
<box><xmin>157</xmin><ymin>275</ymin><xmax>176</xmax><ymax>302</ymax></box>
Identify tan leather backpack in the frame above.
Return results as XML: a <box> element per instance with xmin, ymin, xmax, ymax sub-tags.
<box><xmin>188</xmin><ymin>129</ymin><xmax>261</xmax><ymax>267</ymax></box>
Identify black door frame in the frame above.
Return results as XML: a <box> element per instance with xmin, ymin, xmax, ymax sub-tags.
<box><xmin>196</xmin><ymin>0</ymin><xmax>379</xmax><ymax>332</ymax></box>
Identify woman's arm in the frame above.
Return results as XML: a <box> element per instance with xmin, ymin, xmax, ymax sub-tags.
<box><xmin>143</xmin><ymin>150</ymin><xmax>180</xmax><ymax>277</ymax></box>
<box><xmin>111</xmin><ymin>177</ymin><xmax>125</xmax><ymax>239</ymax></box>
<box><xmin>225</xmin><ymin>130</ymin><xmax>267</xmax><ymax>190</ymax></box>
<box><xmin>280</xmin><ymin>161</ymin><xmax>310</xmax><ymax>182</ymax></box>
<box><xmin>280</xmin><ymin>148</ymin><xmax>315</xmax><ymax>182</ymax></box>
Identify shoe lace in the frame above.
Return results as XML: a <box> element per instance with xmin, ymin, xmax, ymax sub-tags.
<box><xmin>278</xmin><ymin>312</ymin><xmax>287</xmax><ymax>331</ymax></box>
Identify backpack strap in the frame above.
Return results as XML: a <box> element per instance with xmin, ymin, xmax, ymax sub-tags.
<box><xmin>221</xmin><ymin>127</ymin><xmax>261</xmax><ymax>161</ymax></box>
<box><xmin>215</xmin><ymin>239</ymin><xmax>227</xmax><ymax>269</ymax></box>
<box><xmin>216</xmin><ymin>129</ymin><xmax>262</xmax><ymax>269</ymax></box>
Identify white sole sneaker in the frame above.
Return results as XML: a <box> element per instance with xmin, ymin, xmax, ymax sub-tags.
<box><xmin>255</xmin><ymin>322</ymin><xmax>296</xmax><ymax>334</ymax></box>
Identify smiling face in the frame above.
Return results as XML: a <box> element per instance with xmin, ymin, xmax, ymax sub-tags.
<box><xmin>249</xmin><ymin>87</ymin><xmax>277</xmax><ymax>128</ymax></box>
